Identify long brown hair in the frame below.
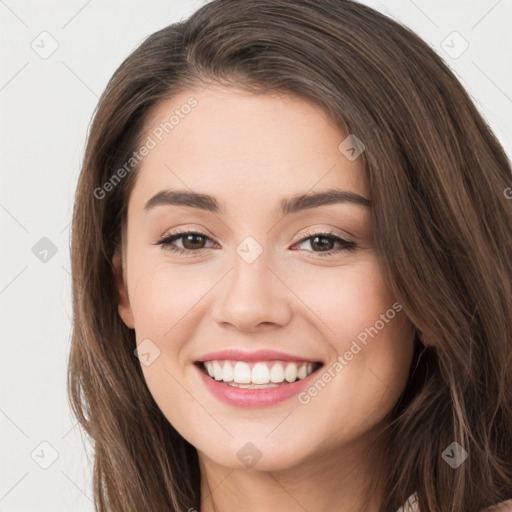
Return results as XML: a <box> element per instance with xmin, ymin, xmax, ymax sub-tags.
<box><xmin>68</xmin><ymin>1</ymin><xmax>512</xmax><ymax>510</ymax></box>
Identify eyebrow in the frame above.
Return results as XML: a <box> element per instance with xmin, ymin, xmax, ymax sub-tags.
<box><xmin>144</xmin><ymin>188</ymin><xmax>371</xmax><ymax>215</ymax></box>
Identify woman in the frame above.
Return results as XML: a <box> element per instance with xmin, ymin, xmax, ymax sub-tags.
<box><xmin>68</xmin><ymin>1</ymin><xmax>512</xmax><ymax>510</ymax></box>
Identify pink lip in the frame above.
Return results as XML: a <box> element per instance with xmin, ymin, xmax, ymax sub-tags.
<box><xmin>194</xmin><ymin>361</ymin><xmax>323</xmax><ymax>408</ymax></box>
<box><xmin>195</xmin><ymin>348</ymin><xmax>321</xmax><ymax>363</ymax></box>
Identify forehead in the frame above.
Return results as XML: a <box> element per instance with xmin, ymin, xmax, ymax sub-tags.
<box><xmin>129</xmin><ymin>85</ymin><xmax>368</xmax><ymax>214</ymax></box>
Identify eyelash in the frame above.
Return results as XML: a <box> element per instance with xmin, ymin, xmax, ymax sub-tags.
<box><xmin>155</xmin><ymin>228</ymin><xmax>357</xmax><ymax>258</ymax></box>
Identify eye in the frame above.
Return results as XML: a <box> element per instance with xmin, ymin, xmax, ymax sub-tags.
<box><xmin>155</xmin><ymin>230</ymin><xmax>217</xmax><ymax>257</ymax></box>
<box><xmin>291</xmin><ymin>229</ymin><xmax>357</xmax><ymax>257</ymax></box>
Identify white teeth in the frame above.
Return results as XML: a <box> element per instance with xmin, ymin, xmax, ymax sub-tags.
<box><xmin>222</xmin><ymin>361</ymin><xmax>233</xmax><ymax>382</ymax></box>
<box><xmin>233</xmin><ymin>361</ymin><xmax>252</xmax><ymax>384</ymax></box>
<box><xmin>270</xmin><ymin>363</ymin><xmax>285</xmax><ymax>383</ymax></box>
<box><xmin>226</xmin><ymin>382</ymin><xmax>279</xmax><ymax>389</ymax></box>
<box><xmin>213</xmin><ymin>360</ymin><xmax>223</xmax><ymax>381</ymax></box>
<box><xmin>205</xmin><ymin>361</ymin><xmax>215</xmax><ymax>377</ymax></box>
<box><xmin>284</xmin><ymin>363</ymin><xmax>298</xmax><ymax>383</ymax></box>
<box><xmin>201</xmin><ymin>360</ymin><xmax>319</xmax><ymax>385</ymax></box>
<box><xmin>297</xmin><ymin>363</ymin><xmax>308</xmax><ymax>379</ymax></box>
<box><xmin>251</xmin><ymin>362</ymin><xmax>270</xmax><ymax>384</ymax></box>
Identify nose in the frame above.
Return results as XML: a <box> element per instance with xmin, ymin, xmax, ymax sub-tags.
<box><xmin>210</xmin><ymin>249</ymin><xmax>293</xmax><ymax>332</ymax></box>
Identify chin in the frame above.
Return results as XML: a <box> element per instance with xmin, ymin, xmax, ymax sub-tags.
<box><xmin>195</xmin><ymin>435</ymin><xmax>311</xmax><ymax>472</ymax></box>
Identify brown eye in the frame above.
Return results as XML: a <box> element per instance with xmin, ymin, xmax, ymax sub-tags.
<box><xmin>155</xmin><ymin>231</ymin><xmax>216</xmax><ymax>256</ymax></box>
<box><xmin>181</xmin><ymin>233</ymin><xmax>207</xmax><ymax>250</ymax></box>
<box><xmin>309</xmin><ymin>235</ymin><xmax>336</xmax><ymax>252</ymax></box>
<box><xmin>292</xmin><ymin>230</ymin><xmax>357</xmax><ymax>257</ymax></box>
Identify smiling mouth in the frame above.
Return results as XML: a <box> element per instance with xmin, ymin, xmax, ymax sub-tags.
<box><xmin>195</xmin><ymin>360</ymin><xmax>324</xmax><ymax>388</ymax></box>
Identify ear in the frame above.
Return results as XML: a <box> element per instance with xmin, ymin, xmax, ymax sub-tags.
<box><xmin>415</xmin><ymin>328</ymin><xmax>436</xmax><ymax>348</ymax></box>
<box><xmin>112</xmin><ymin>249</ymin><xmax>135</xmax><ymax>329</ymax></box>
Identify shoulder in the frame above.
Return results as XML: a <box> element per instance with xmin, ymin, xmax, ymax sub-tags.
<box><xmin>397</xmin><ymin>495</ymin><xmax>512</xmax><ymax>512</ymax></box>
<box><xmin>481</xmin><ymin>499</ymin><xmax>512</xmax><ymax>512</ymax></box>
<box><xmin>397</xmin><ymin>494</ymin><xmax>419</xmax><ymax>512</ymax></box>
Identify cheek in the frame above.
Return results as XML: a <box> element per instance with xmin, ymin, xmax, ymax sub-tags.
<box><xmin>291</xmin><ymin>254</ymin><xmax>398</xmax><ymax>340</ymax></box>
<box><xmin>127</xmin><ymin>256</ymin><xmax>203</xmax><ymax>338</ymax></box>
<box><xmin>128</xmin><ymin>259</ymin><xmax>201</xmax><ymax>438</ymax></box>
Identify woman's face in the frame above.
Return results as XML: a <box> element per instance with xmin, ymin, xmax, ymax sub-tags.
<box><xmin>114</xmin><ymin>85</ymin><xmax>415</xmax><ymax>471</ymax></box>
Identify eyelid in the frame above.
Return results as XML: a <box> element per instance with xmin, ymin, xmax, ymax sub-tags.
<box><xmin>157</xmin><ymin>223</ymin><xmax>216</xmax><ymax>239</ymax></box>
<box><xmin>294</xmin><ymin>226</ymin><xmax>355</xmax><ymax>244</ymax></box>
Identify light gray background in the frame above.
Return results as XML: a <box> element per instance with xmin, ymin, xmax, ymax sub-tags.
<box><xmin>1</xmin><ymin>1</ymin><xmax>511</xmax><ymax>510</ymax></box>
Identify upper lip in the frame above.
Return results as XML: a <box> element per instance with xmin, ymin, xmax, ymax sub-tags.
<box><xmin>195</xmin><ymin>349</ymin><xmax>323</xmax><ymax>364</ymax></box>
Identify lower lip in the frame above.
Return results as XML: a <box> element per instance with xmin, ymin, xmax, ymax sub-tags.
<box><xmin>194</xmin><ymin>363</ymin><xmax>320</xmax><ymax>407</ymax></box>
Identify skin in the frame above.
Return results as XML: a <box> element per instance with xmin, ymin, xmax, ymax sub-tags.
<box><xmin>113</xmin><ymin>85</ymin><xmax>416</xmax><ymax>512</ymax></box>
